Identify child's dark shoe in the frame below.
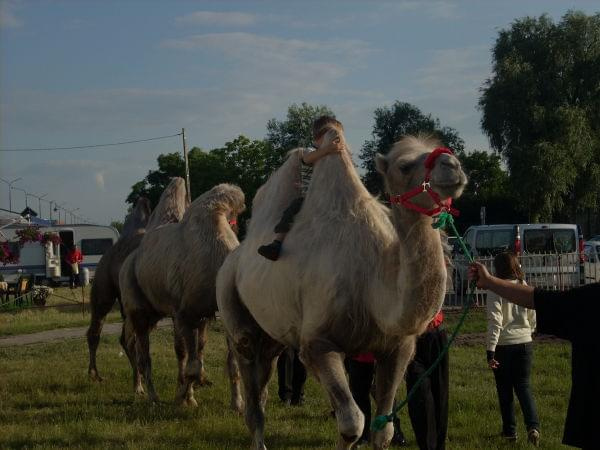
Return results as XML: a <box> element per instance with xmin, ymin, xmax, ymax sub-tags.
<box><xmin>258</xmin><ymin>240</ymin><xmax>282</xmax><ymax>261</ymax></box>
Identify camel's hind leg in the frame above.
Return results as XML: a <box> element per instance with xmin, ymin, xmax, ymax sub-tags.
<box><xmin>86</xmin><ymin>283</ymin><xmax>117</xmax><ymax>381</ymax></box>
<box><xmin>217</xmin><ymin>256</ymin><xmax>283</xmax><ymax>449</ymax></box>
<box><xmin>173</xmin><ymin>317</ymin><xmax>199</xmax><ymax>407</ymax></box>
<box><xmin>121</xmin><ymin>321</ymin><xmax>144</xmax><ymax>396</ymax></box>
<box><xmin>372</xmin><ymin>337</ymin><xmax>416</xmax><ymax>450</ymax></box>
<box><xmin>133</xmin><ymin>313</ymin><xmax>160</xmax><ymax>403</ymax></box>
<box><xmin>235</xmin><ymin>325</ymin><xmax>282</xmax><ymax>450</ymax></box>
<box><xmin>226</xmin><ymin>337</ymin><xmax>244</xmax><ymax>414</ymax></box>
<box><xmin>301</xmin><ymin>338</ymin><xmax>364</xmax><ymax>450</ymax></box>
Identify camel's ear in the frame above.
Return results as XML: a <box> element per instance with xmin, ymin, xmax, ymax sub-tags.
<box><xmin>375</xmin><ymin>153</ymin><xmax>388</xmax><ymax>174</ymax></box>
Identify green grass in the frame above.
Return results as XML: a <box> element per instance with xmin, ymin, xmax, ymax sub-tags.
<box><xmin>0</xmin><ymin>320</ymin><xmax>572</xmax><ymax>449</ymax></box>
<box><xmin>0</xmin><ymin>287</ymin><xmax>121</xmax><ymax>337</ymax></box>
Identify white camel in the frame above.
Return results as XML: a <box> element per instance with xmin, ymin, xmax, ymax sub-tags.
<box><xmin>217</xmin><ymin>133</ymin><xmax>467</xmax><ymax>449</ymax></box>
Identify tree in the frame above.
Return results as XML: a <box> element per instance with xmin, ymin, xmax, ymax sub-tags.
<box><xmin>110</xmin><ymin>221</ymin><xmax>124</xmax><ymax>233</ymax></box>
<box><xmin>265</xmin><ymin>102</ymin><xmax>334</xmax><ymax>170</ymax></box>
<box><xmin>479</xmin><ymin>11</ymin><xmax>600</xmax><ymax>222</ymax></box>
<box><xmin>359</xmin><ymin>101</ymin><xmax>465</xmax><ymax>195</ymax></box>
<box><xmin>125</xmin><ymin>137</ymin><xmax>272</xmax><ymax>235</ymax></box>
<box><xmin>453</xmin><ymin>150</ymin><xmax>523</xmax><ymax>229</ymax></box>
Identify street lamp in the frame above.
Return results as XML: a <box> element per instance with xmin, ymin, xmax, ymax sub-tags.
<box><xmin>71</xmin><ymin>208</ymin><xmax>80</xmax><ymax>224</ymax></box>
<box><xmin>13</xmin><ymin>187</ymin><xmax>28</xmax><ymax>210</ymax></box>
<box><xmin>54</xmin><ymin>202</ymin><xmax>67</xmax><ymax>224</ymax></box>
<box><xmin>36</xmin><ymin>194</ymin><xmax>48</xmax><ymax>219</ymax></box>
<box><xmin>0</xmin><ymin>177</ymin><xmax>23</xmax><ymax>212</ymax></box>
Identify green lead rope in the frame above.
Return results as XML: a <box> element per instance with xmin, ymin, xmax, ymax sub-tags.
<box><xmin>372</xmin><ymin>211</ymin><xmax>476</xmax><ymax>432</ymax></box>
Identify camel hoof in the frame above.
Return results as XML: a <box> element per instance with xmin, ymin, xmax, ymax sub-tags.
<box><xmin>184</xmin><ymin>360</ymin><xmax>202</xmax><ymax>381</ymax></box>
<box><xmin>88</xmin><ymin>370</ymin><xmax>103</xmax><ymax>382</ymax></box>
<box><xmin>135</xmin><ymin>385</ymin><xmax>146</xmax><ymax>396</ymax></box>
<box><xmin>198</xmin><ymin>377</ymin><xmax>212</xmax><ymax>387</ymax></box>
<box><xmin>230</xmin><ymin>398</ymin><xmax>244</xmax><ymax>415</ymax></box>
<box><xmin>176</xmin><ymin>396</ymin><xmax>198</xmax><ymax>408</ymax></box>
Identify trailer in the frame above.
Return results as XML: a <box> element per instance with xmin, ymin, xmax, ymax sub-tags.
<box><xmin>0</xmin><ymin>222</ymin><xmax>119</xmax><ymax>284</ymax></box>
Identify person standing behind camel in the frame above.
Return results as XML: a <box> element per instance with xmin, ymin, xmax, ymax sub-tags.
<box><xmin>66</xmin><ymin>244</ymin><xmax>83</xmax><ymax>289</ymax></box>
<box><xmin>258</xmin><ymin>115</ymin><xmax>345</xmax><ymax>260</ymax></box>
<box><xmin>486</xmin><ymin>252</ymin><xmax>540</xmax><ymax>445</ymax></box>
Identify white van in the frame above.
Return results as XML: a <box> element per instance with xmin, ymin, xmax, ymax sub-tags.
<box><xmin>454</xmin><ymin>224</ymin><xmax>583</xmax><ymax>290</ymax></box>
<box><xmin>0</xmin><ymin>223</ymin><xmax>119</xmax><ymax>283</ymax></box>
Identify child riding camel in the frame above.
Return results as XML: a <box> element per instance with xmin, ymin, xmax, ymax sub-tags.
<box><xmin>258</xmin><ymin>116</ymin><xmax>345</xmax><ymax>261</ymax></box>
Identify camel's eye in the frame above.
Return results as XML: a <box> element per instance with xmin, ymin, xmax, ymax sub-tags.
<box><xmin>398</xmin><ymin>162</ymin><xmax>415</xmax><ymax>174</ymax></box>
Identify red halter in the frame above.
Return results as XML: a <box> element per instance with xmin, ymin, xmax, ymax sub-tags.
<box><xmin>389</xmin><ymin>147</ymin><xmax>460</xmax><ymax>217</ymax></box>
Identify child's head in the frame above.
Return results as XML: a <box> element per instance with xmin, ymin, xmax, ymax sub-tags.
<box><xmin>493</xmin><ymin>252</ymin><xmax>524</xmax><ymax>281</ymax></box>
<box><xmin>312</xmin><ymin>115</ymin><xmax>343</xmax><ymax>146</ymax></box>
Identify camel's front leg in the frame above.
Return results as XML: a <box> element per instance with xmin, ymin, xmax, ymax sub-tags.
<box><xmin>372</xmin><ymin>337</ymin><xmax>416</xmax><ymax>450</ymax></box>
<box><xmin>301</xmin><ymin>339</ymin><xmax>364</xmax><ymax>450</ymax></box>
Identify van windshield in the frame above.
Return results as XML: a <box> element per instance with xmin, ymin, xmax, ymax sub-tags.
<box><xmin>475</xmin><ymin>230</ymin><xmax>513</xmax><ymax>256</ymax></box>
<box><xmin>523</xmin><ymin>229</ymin><xmax>576</xmax><ymax>253</ymax></box>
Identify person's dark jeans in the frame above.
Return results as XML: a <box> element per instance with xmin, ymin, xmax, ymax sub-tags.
<box><xmin>406</xmin><ymin>328</ymin><xmax>449</xmax><ymax>450</ymax></box>
<box><xmin>69</xmin><ymin>272</ymin><xmax>80</xmax><ymax>288</ymax></box>
<box><xmin>346</xmin><ymin>358</ymin><xmax>375</xmax><ymax>442</ymax></box>
<box><xmin>273</xmin><ymin>197</ymin><xmax>304</xmax><ymax>233</ymax></box>
<box><xmin>277</xmin><ymin>347</ymin><xmax>307</xmax><ymax>404</ymax></box>
<box><xmin>492</xmin><ymin>342</ymin><xmax>540</xmax><ymax>436</ymax></box>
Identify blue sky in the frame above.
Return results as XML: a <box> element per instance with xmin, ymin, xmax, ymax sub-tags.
<box><xmin>1</xmin><ymin>0</ymin><xmax>598</xmax><ymax>224</ymax></box>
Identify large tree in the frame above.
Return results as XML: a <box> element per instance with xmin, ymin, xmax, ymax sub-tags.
<box><xmin>359</xmin><ymin>101</ymin><xmax>465</xmax><ymax>195</ymax></box>
<box><xmin>479</xmin><ymin>11</ymin><xmax>600</xmax><ymax>222</ymax></box>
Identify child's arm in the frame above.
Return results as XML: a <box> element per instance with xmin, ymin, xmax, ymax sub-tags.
<box><xmin>302</xmin><ymin>129</ymin><xmax>344</xmax><ymax>165</ymax></box>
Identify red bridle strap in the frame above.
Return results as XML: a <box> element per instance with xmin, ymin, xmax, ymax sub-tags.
<box><xmin>389</xmin><ymin>147</ymin><xmax>460</xmax><ymax>217</ymax></box>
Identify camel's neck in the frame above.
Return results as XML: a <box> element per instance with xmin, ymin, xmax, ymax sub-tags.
<box><xmin>391</xmin><ymin>207</ymin><xmax>446</xmax><ymax>335</ymax></box>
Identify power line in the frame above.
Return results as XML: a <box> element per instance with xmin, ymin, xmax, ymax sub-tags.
<box><xmin>0</xmin><ymin>132</ymin><xmax>183</xmax><ymax>152</ymax></box>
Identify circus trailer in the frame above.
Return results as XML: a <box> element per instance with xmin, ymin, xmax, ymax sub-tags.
<box><xmin>0</xmin><ymin>223</ymin><xmax>119</xmax><ymax>284</ymax></box>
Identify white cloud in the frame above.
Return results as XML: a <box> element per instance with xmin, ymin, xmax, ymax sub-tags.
<box><xmin>0</xmin><ymin>0</ymin><xmax>23</xmax><ymax>28</ymax></box>
<box><xmin>95</xmin><ymin>172</ymin><xmax>105</xmax><ymax>190</ymax></box>
<box><xmin>175</xmin><ymin>11</ymin><xmax>257</xmax><ymax>27</ymax></box>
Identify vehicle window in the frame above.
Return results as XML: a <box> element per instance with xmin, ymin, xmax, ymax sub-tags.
<box><xmin>81</xmin><ymin>238</ymin><xmax>113</xmax><ymax>256</ymax></box>
<box><xmin>584</xmin><ymin>245</ymin><xmax>592</xmax><ymax>256</ymax></box>
<box><xmin>524</xmin><ymin>229</ymin><xmax>576</xmax><ymax>253</ymax></box>
<box><xmin>475</xmin><ymin>230</ymin><xmax>512</xmax><ymax>256</ymax></box>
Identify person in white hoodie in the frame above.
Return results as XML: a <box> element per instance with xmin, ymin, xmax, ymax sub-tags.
<box><xmin>486</xmin><ymin>252</ymin><xmax>540</xmax><ymax>446</ymax></box>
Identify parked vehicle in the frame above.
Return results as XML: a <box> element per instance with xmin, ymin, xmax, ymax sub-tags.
<box><xmin>0</xmin><ymin>223</ymin><xmax>119</xmax><ymax>284</ymax></box>
<box><xmin>583</xmin><ymin>240</ymin><xmax>600</xmax><ymax>283</ymax></box>
<box><xmin>453</xmin><ymin>224</ymin><xmax>583</xmax><ymax>292</ymax></box>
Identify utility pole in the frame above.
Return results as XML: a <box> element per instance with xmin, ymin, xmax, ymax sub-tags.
<box><xmin>182</xmin><ymin>128</ymin><xmax>191</xmax><ymax>204</ymax></box>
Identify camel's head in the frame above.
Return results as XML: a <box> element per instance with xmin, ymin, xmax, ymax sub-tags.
<box><xmin>121</xmin><ymin>196</ymin><xmax>152</xmax><ymax>236</ymax></box>
<box><xmin>375</xmin><ymin>135</ymin><xmax>467</xmax><ymax>210</ymax></box>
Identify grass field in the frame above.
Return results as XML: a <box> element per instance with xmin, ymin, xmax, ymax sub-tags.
<box><xmin>0</xmin><ymin>287</ymin><xmax>121</xmax><ymax>337</ymax></box>
<box><xmin>0</xmin><ymin>315</ymin><xmax>572</xmax><ymax>449</ymax></box>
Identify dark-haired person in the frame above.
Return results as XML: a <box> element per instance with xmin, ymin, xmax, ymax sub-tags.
<box><xmin>486</xmin><ymin>252</ymin><xmax>540</xmax><ymax>445</ymax></box>
<box><xmin>65</xmin><ymin>244</ymin><xmax>83</xmax><ymax>289</ymax></box>
<box><xmin>258</xmin><ymin>116</ymin><xmax>345</xmax><ymax>261</ymax></box>
<box><xmin>469</xmin><ymin>262</ymin><xmax>599</xmax><ymax>449</ymax></box>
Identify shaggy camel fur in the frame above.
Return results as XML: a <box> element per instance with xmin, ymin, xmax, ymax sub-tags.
<box><xmin>86</xmin><ymin>177</ymin><xmax>187</xmax><ymax>382</ymax></box>
<box><xmin>120</xmin><ymin>183</ymin><xmax>245</xmax><ymax>408</ymax></box>
<box><xmin>217</xmin><ymin>133</ymin><xmax>467</xmax><ymax>449</ymax></box>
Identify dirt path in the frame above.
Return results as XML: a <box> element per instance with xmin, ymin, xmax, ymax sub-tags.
<box><xmin>0</xmin><ymin>319</ymin><xmax>172</xmax><ymax>348</ymax></box>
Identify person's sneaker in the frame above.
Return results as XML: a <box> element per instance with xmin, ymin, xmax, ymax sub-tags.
<box><xmin>527</xmin><ymin>429</ymin><xmax>540</xmax><ymax>447</ymax></box>
<box><xmin>501</xmin><ymin>432</ymin><xmax>517</xmax><ymax>442</ymax></box>
<box><xmin>258</xmin><ymin>240</ymin><xmax>282</xmax><ymax>261</ymax></box>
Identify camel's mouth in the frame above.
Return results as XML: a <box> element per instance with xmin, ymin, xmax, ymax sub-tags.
<box><xmin>431</xmin><ymin>174</ymin><xmax>467</xmax><ymax>200</ymax></box>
